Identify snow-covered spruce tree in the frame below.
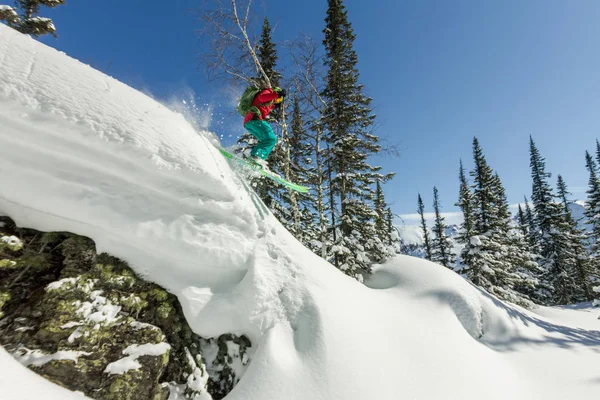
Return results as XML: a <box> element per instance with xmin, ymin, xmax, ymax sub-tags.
<box><xmin>386</xmin><ymin>206</ymin><xmax>401</xmax><ymax>255</ymax></box>
<box><xmin>287</xmin><ymin>34</ymin><xmax>332</xmax><ymax>261</ymax></box>
<box><xmin>523</xmin><ymin>195</ymin><xmax>539</xmax><ymax>252</ymax></box>
<box><xmin>590</xmin><ymin>141</ymin><xmax>600</xmax><ymax>306</ymax></box>
<box><xmin>529</xmin><ymin>137</ymin><xmax>578</xmax><ymax>304</ymax></box>
<box><xmin>256</xmin><ymin>17</ymin><xmax>281</xmax><ymax>89</ymax></box>
<box><xmin>492</xmin><ymin>172</ymin><xmax>538</xmax><ymax>306</ymax></box>
<box><xmin>595</xmin><ymin>139</ymin><xmax>600</xmax><ymax>169</ymax></box>
<box><xmin>455</xmin><ymin>160</ymin><xmax>476</xmax><ymax>269</ymax></box>
<box><xmin>557</xmin><ymin>174</ymin><xmax>596</xmax><ymax>301</ymax></box>
<box><xmin>517</xmin><ymin>204</ymin><xmax>528</xmax><ymax>238</ymax></box>
<box><xmin>321</xmin><ymin>0</ymin><xmax>389</xmax><ymax>279</ymax></box>
<box><xmin>583</xmin><ymin>152</ymin><xmax>600</xmax><ymax>304</ymax></box>
<box><xmin>417</xmin><ymin>194</ymin><xmax>433</xmax><ymax>260</ymax></box>
<box><xmin>470</xmin><ymin>138</ymin><xmax>496</xmax><ymax>234</ymax></box>
<box><xmin>465</xmin><ymin>138</ymin><xmax>536</xmax><ymax>306</ymax></box>
<box><xmin>374</xmin><ymin>180</ymin><xmax>400</xmax><ymax>260</ymax></box>
<box><xmin>0</xmin><ymin>0</ymin><xmax>63</xmax><ymax>37</ymax></box>
<box><xmin>278</xmin><ymin>97</ymin><xmax>320</xmax><ymax>249</ymax></box>
<box><xmin>431</xmin><ymin>186</ymin><xmax>455</xmax><ymax>269</ymax></box>
<box><xmin>584</xmin><ymin>152</ymin><xmax>600</xmax><ymax>260</ymax></box>
<box><xmin>513</xmin><ymin>200</ymin><xmax>543</xmax><ymax>302</ymax></box>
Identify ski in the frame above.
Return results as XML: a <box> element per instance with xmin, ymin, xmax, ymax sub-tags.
<box><xmin>218</xmin><ymin>148</ymin><xmax>310</xmax><ymax>194</ymax></box>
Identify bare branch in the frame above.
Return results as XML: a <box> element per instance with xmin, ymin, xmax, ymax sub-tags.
<box><xmin>196</xmin><ymin>0</ymin><xmax>269</xmax><ymax>87</ymax></box>
<box><xmin>230</xmin><ymin>0</ymin><xmax>271</xmax><ymax>86</ymax></box>
<box><xmin>243</xmin><ymin>0</ymin><xmax>252</xmax><ymax>29</ymax></box>
<box><xmin>286</xmin><ymin>34</ymin><xmax>327</xmax><ymax>113</ymax></box>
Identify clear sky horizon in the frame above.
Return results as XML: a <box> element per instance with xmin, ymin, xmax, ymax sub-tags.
<box><xmin>28</xmin><ymin>0</ymin><xmax>600</xmax><ymax>222</ymax></box>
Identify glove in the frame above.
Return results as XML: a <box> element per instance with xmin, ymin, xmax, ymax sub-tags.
<box><xmin>273</xmin><ymin>87</ymin><xmax>286</xmax><ymax>98</ymax></box>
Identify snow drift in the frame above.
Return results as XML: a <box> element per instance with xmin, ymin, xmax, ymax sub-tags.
<box><xmin>0</xmin><ymin>24</ymin><xmax>599</xmax><ymax>399</ymax></box>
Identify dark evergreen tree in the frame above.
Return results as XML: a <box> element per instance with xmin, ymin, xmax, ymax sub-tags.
<box><xmin>256</xmin><ymin>17</ymin><xmax>281</xmax><ymax>88</ymax></box>
<box><xmin>517</xmin><ymin>204</ymin><xmax>528</xmax><ymax>237</ymax></box>
<box><xmin>417</xmin><ymin>194</ymin><xmax>433</xmax><ymax>260</ymax></box>
<box><xmin>557</xmin><ymin>174</ymin><xmax>596</xmax><ymax>301</ymax></box>
<box><xmin>523</xmin><ymin>196</ymin><xmax>539</xmax><ymax>251</ymax></box>
<box><xmin>321</xmin><ymin>0</ymin><xmax>388</xmax><ymax>279</ymax></box>
<box><xmin>492</xmin><ymin>172</ymin><xmax>538</xmax><ymax>305</ymax></box>
<box><xmin>595</xmin><ymin>139</ymin><xmax>600</xmax><ymax>169</ymax></box>
<box><xmin>465</xmin><ymin>139</ymin><xmax>536</xmax><ymax>306</ymax></box>
<box><xmin>0</xmin><ymin>0</ymin><xmax>64</xmax><ymax>37</ymax></box>
<box><xmin>274</xmin><ymin>97</ymin><xmax>320</xmax><ymax>250</ymax></box>
<box><xmin>529</xmin><ymin>137</ymin><xmax>578</xmax><ymax>304</ymax></box>
<box><xmin>374</xmin><ymin>180</ymin><xmax>400</xmax><ymax>259</ymax></box>
<box><xmin>583</xmin><ymin>151</ymin><xmax>600</xmax><ymax>304</ymax></box>
<box><xmin>470</xmin><ymin>138</ymin><xmax>496</xmax><ymax>233</ymax></box>
<box><xmin>590</xmin><ymin>142</ymin><xmax>600</xmax><ymax>306</ymax></box>
<box><xmin>557</xmin><ymin>175</ymin><xmax>574</xmax><ymax>223</ymax></box>
<box><xmin>455</xmin><ymin>160</ymin><xmax>476</xmax><ymax>269</ymax></box>
<box><xmin>529</xmin><ymin>137</ymin><xmax>557</xmax><ymax>238</ymax></box>
<box><xmin>584</xmin><ymin>151</ymin><xmax>600</xmax><ymax>259</ymax></box>
<box><xmin>386</xmin><ymin>207</ymin><xmax>401</xmax><ymax>255</ymax></box>
<box><xmin>431</xmin><ymin>186</ymin><xmax>455</xmax><ymax>268</ymax></box>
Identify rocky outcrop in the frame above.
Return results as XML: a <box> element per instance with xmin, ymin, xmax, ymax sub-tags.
<box><xmin>0</xmin><ymin>216</ymin><xmax>251</xmax><ymax>400</ymax></box>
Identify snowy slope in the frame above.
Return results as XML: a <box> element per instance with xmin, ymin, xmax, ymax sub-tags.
<box><xmin>1</xmin><ymin>25</ymin><xmax>599</xmax><ymax>400</ymax></box>
<box><xmin>0</xmin><ymin>347</ymin><xmax>88</xmax><ymax>399</ymax></box>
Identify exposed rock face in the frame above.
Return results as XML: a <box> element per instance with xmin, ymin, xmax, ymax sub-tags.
<box><xmin>0</xmin><ymin>216</ymin><xmax>252</xmax><ymax>400</ymax></box>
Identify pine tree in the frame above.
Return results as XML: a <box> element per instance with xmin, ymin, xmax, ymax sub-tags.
<box><xmin>523</xmin><ymin>196</ymin><xmax>539</xmax><ymax>252</ymax></box>
<box><xmin>529</xmin><ymin>137</ymin><xmax>557</xmax><ymax>238</ymax></box>
<box><xmin>591</xmin><ymin>141</ymin><xmax>600</xmax><ymax>306</ymax></box>
<box><xmin>256</xmin><ymin>17</ymin><xmax>281</xmax><ymax>88</ymax></box>
<box><xmin>0</xmin><ymin>0</ymin><xmax>64</xmax><ymax>37</ymax></box>
<box><xmin>470</xmin><ymin>138</ymin><xmax>496</xmax><ymax>234</ymax></box>
<box><xmin>274</xmin><ymin>97</ymin><xmax>320</xmax><ymax>250</ymax></box>
<box><xmin>386</xmin><ymin>207</ymin><xmax>401</xmax><ymax>255</ymax></box>
<box><xmin>455</xmin><ymin>160</ymin><xmax>476</xmax><ymax>269</ymax></box>
<box><xmin>557</xmin><ymin>175</ymin><xmax>574</xmax><ymax>223</ymax></box>
<box><xmin>583</xmin><ymin>151</ymin><xmax>600</xmax><ymax>304</ymax></box>
<box><xmin>374</xmin><ymin>180</ymin><xmax>400</xmax><ymax>259</ymax></box>
<box><xmin>464</xmin><ymin>139</ymin><xmax>536</xmax><ymax>306</ymax></box>
<box><xmin>517</xmin><ymin>204</ymin><xmax>528</xmax><ymax>237</ymax></box>
<box><xmin>492</xmin><ymin>172</ymin><xmax>538</xmax><ymax>305</ymax></box>
<box><xmin>431</xmin><ymin>187</ymin><xmax>455</xmax><ymax>268</ymax></box>
<box><xmin>595</xmin><ymin>139</ymin><xmax>600</xmax><ymax>168</ymax></box>
<box><xmin>557</xmin><ymin>174</ymin><xmax>596</xmax><ymax>301</ymax></box>
<box><xmin>417</xmin><ymin>194</ymin><xmax>433</xmax><ymax>260</ymax></box>
<box><xmin>529</xmin><ymin>137</ymin><xmax>578</xmax><ymax>304</ymax></box>
<box><xmin>464</xmin><ymin>138</ymin><xmax>502</xmax><ymax>290</ymax></box>
<box><xmin>321</xmin><ymin>0</ymin><xmax>387</xmax><ymax>279</ymax></box>
<box><xmin>584</xmin><ymin>152</ymin><xmax>600</xmax><ymax>259</ymax></box>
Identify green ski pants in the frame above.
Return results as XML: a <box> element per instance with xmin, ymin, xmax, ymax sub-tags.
<box><xmin>244</xmin><ymin>119</ymin><xmax>277</xmax><ymax>160</ymax></box>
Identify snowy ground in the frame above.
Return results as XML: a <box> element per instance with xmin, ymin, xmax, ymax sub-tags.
<box><xmin>0</xmin><ymin>24</ymin><xmax>599</xmax><ymax>400</ymax></box>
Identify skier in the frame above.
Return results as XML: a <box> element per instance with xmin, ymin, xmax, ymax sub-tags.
<box><xmin>240</xmin><ymin>82</ymin><xmax>286</xmax><ymax>169</ymax></box>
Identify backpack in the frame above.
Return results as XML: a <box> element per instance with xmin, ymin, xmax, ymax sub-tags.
<box><xmin>237</xmin><ymin>86</ymin><xmax>261</xmax><ymax>117</ymax></box>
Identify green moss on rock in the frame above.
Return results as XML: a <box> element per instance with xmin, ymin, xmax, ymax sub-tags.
<box><xmin>0</xmin><ymin>291</ymin><xmax>10</xmax><ymax>318</ymax></box>
<box><xmin>0</xmin><ymin>235</ymin><xmax>23</xmax><ymax>252</ymax></box>
<box><xmin>0</xmin><ymin>259</ymin><xmax>18</xmax><ymax>269</ymax></box>
<box><xmin>0</xmin><ymin>218</ymin><xmax>252</xmax><ymax>400</ymax></box>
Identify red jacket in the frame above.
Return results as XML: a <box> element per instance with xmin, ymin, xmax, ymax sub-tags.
<box><xmin>243</xmin><ymin>88</ymin><xmax>280</xmax><ymax>124</ymax></box>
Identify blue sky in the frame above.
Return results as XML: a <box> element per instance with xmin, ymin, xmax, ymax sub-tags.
<box><xmin>33</xmin><ymin>0</ymin><xmax>600</xmax><ymax>221</ymax></box>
